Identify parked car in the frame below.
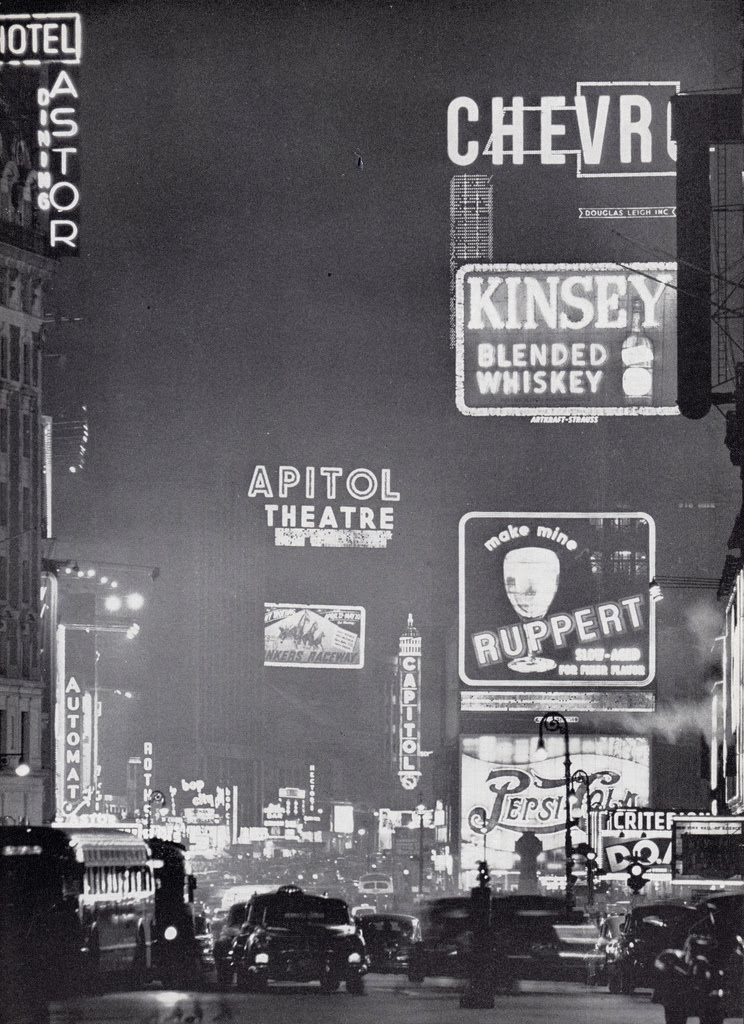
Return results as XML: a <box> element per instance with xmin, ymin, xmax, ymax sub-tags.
<box><xmin>357</xmin><ymin>913</ymin><xmax>419</xmax><ymax>973</ymax></box>
<box><xmin>231</xmin><ymin>885</ymin><xmax>368</xmax><ymax>994</ymax></box>
<box><xmin>606</xmin><ymin>902</ymin><xmax>700</xmax><ymax>994</ymax></box>
<box><xmin>213</xmin><ymin>901</ymin><xmax>248</xmax><ymax>988</ymax></box>
<box><xmin>655</xmin><ymin>894</ymin><xmax>744</xmax><ymax>1024</ymax></box>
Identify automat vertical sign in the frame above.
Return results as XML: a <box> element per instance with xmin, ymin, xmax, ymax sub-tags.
<box><xmin>459</xmin><ymin>512</ymin><xmax>656</xmax><ymax>712</ymax></box>
<box><xmin>397</xmin><ymin>614</ymin><xmax>422</xmax><ymax>791</ymax></box>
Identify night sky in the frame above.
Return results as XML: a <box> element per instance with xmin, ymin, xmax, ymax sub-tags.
<box><xmin>37</xmin><ymin>0</ymin><xmax>744</xmax><ymax>804</ymax></box>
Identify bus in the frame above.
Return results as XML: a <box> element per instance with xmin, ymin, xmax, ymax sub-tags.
<box><xmin>0</xmin><ymin>825</ymin><xmax>155</xmax><ymax>999</ymax></box>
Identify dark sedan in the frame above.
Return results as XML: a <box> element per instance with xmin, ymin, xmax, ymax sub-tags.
<box><xmin>655</xmin><ymin>894</ymin><xmax>744</xmax><ymax>1024</ymax></box>
<box><xmin>231</xmin><ymin>885</ymin><xmax>368</xmax><ymax>994</ymax></box>
<box><xmin>605</xmin><ymin>902</ymin><xmax>700</xmax><ymax>994</ymax></box>
<box><xmin>357</xmin><ymin>913</ymin><xmax>419</xmax><ymax>973</ymax></box>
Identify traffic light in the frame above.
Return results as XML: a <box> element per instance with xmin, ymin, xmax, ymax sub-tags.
<box><xmin>476</xmin><ymin>860</ymin><xmax>491</xmax><ymax>889</ymax></box>
<box><xmin>574</xmin><ymin>842</ymin><xmax>597</xmax><ymax>865</ymax></box>
<box><xmin>626</xmin><ymin>853</ymin><xmax>650</xmax><ymax>893</ymax></box>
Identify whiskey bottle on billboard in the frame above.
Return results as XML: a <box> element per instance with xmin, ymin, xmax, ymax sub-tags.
<box><xmin>621</xmin><ymin>298</ymin><xmax>654</xmax><ymax>405</ymax></box>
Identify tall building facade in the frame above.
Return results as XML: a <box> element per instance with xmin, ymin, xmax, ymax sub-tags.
<box><xmin>0</xmin><ymin>67</ymin><xmax>55</xmax><ymax>823</ymax></box>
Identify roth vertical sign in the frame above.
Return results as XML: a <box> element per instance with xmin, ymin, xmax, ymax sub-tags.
<box><xmin>397</xmin><ymin>614</ymin><xmax>422</xmax><ymax>791</ymax></box>
<box><xmin>456</xmin><ymin>263</ymin><xmax>677</xmax><ymax>415</ymax></box>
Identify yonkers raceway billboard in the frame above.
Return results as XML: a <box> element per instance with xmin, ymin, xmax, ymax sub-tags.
<box><xmin>264</xmin><ymin>604</ymin><xmax>365</xmax><ymax>669</ymax></box>
<box><xmin>459</xmin><ymin>512</ymin><xmax>656</xmax><ymax>712</ymax></box>
<box><xmin>461</xmin><ymin>734</ymin><xmax>650</xmax><ymax>887</ymax></box>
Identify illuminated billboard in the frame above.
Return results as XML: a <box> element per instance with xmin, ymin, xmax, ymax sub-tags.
<box><xmin>459</xmin><ymin>512</ymin><xmax>655</xmax><ymax>712</ymax></box>
<box><xmin>672</xmin><ymin>816</ymin><xmax>744</xmax><ymax>883</ymax></box>
<box><xmin>455</xmin><ymin>263</ymin><xmax>677</xmax><ymax>416</ymax></box>
<box><xmin>248</xmin><ymin>465</ymin><xmax>400</xmax><ymax>548</ymax></box>
<box><xmin>460</xmin><ymin>734</ymin><xmax>650</xmax><ymax>884</ymax></box>
<box><xmin>264</xmin><ymin>603</ymin><xmax>365</xmax><ymax>669</ymax></box>
<box><xmin>397</xmin><ymin>614</ymin><xmax>422</xmax><ymax>791</ymax></box>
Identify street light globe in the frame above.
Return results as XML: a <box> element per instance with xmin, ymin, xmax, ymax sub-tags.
<box><xmin>104</xmin><ymin>595</ymin><xmax>122</xmax><ymax>612</ymax></box>
<box><xmin>15</xmin><ymin>763</ymin><xmax>30</xmax><ymax>778</ymax></box>
<box><xmin>126</xmin><ymin>592</ymin><xmax>145</xmax><ymax>610</ymax></box>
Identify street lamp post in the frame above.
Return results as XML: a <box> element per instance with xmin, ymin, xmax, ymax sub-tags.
<box><xmin>570</xmin><ymin>768</ymin><xmax>596</xmax><ymax>908</ymax></box>
<box><xmin>537</xmin><ymin>712</ymin><xmax>575</xmax><ymax>913</ymax></box>
<box><xmin>415</xmin><ymin>795</ymin><xmax>427</xmax><ymax>897</ymax></box>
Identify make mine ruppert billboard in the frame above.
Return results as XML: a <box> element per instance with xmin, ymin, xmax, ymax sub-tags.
<box><xmin>264</xmin><ymin>603</ymin><xmax>365</xmax><ymax>669</ymax></box>
<box><xmin>459</xmin><ymin>512</ymin><xmax>655</xmax><ymax>713</ymax></box>
<box><xmin>455</xmin><ymin>262</ymin><xmax>677</xmax><ymax>416</ymax></box>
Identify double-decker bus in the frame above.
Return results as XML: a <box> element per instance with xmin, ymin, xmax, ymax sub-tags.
<box><xmin>0</xmin><ymin>825</ymin><xmax>155</xmax><ymax>999</ymax></box>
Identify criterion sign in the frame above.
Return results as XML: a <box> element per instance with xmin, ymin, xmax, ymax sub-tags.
<box><xmin>459</xmin><ymin>512</ymin><xmax>655</xmax><ymax>690</ymax></box>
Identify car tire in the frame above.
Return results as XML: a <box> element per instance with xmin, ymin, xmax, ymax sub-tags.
<box><xmin>130</xmin><ymin>931</ymin><xmax>148</xmax><ymax>991</ymax></box>
<box><xmin>663</xmin><ymin>1009</ymin><xmax>688</xmax><ymax>1024</ymax></box>
<box><xmin>619</xmin><ymin>970</ymin><xmax>635</xmax><ymax>995</ymax></box>
<box><xmin>216</xmin><ymin>963</ymin><xmax>233</xmax><ymax>991</ymax></box>
<box><xmin>346</xmin><ymin>975</ymin><xmax>366</xmax><ymax>996</ymax></box>
<box><xmin>408</xmin><ymin>962</ymin><xmax>425</xmax><ymax>984</ymax></box>
<box><xmin>699</xmin><ymin>1012</ymin><xmax>724</xmax><ymax>1024</ymax></box>
<box><xmin>320</xmin><ymin>970</ymin><xmax>340</xmax><ymax>993</ymax></box>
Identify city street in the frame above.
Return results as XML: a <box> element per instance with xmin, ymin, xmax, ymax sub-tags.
<box><xmin>39</xmin><ymin>978</ymin><xmax>669</xmax><ymax>1024</ymax></box>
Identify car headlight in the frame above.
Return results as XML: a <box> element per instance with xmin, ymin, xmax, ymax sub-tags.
<box><xmin>255</xmin><ymin>952</ymin><xmax>269</xmax><ymax>965</ymax></box>
<box><xmin>348</xmin><ymin>952</ymin><xmax>362</xmax><ymax>964</ymax></box>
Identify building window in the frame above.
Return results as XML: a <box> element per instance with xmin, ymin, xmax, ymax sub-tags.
<box><xmin>0</xmin><ymin>405</ymin><xmax>6</xmax><ymax>454</ymax></box>
<box><xmin>0</xmin><ymin>334</ymin><xmax>7</xmax><ymax>379</ymax></box>
<box><xmin>0</xmin><ymin>481</ymin><xmax>7</xmax><ymax>528</ymax></box>
<box><xmin>9</xmin><ymin>325</ymin><xmax>20</xmax><ymax>381</ymax></box>
<box><xmin>0</xmin><ymin>555</ymin><xmax>7</xmax><ymax>602</ymax></box>
<box><xmin>20</xmin><ymin>709</ymin><xmax>29</xmax><ymax>758</ymax></box>
<box><xmin>7</xmin><ymin>617</ymin><xmax>17</xmax><ymax>667</ymax></box>
<box><xmin>0</xmin><ymin>709</ymin><xmax>5</xmax><ymax>753</ymax></box>
<box><xmin>21</xmin><ymin>633</ymin><xmax>30</xmax><ymax>677</ymax></box>
<box><xmin>22</xmin><ymin>413</ymin><xmax>30</xmax><ymax>458</ymax></box>
<box><xmin>21</xmin><ymin>560</ymin><xmax>28</xmax><ymax>604</ymax></box>
<box><xmin>22</xmin><ymin>486</ymin><xmax>30</xmax><ymax>531</ymax></box>
<box><xmin>610</xmin><ymin>550</ymin><xmax>633</xmax><ymax>574</ymax></box>
<box><xmin>22</xmin><ymin>342</ymin><xmax>31</xmax><ymax>386</ymax></box>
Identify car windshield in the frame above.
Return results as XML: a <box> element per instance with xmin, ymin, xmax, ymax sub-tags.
<box><xmin>263</xmin><ymin>896</ymin><xmax>350</xmax><ymax>928</ymax></box>
<box><xmin>424</xmin><ymin>900</ymin><xmax>471</xmax><ymax>939</ymax></box>
<box><xmin>365</xmin><ymin>918</ymin><xmax>414</xmax><ymax>937</ymax></box>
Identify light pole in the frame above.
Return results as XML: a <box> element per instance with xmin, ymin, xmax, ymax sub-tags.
<box><xmin>415</xmin><ymin>795</ymin><xmax>427</xmax><ymax>897</ymax></box>
<box><xmin>570</xmin><ymin>768</ymin><xmax>596</xmax><ymax>908</ymax></box>
<box><xmin>537</xmin><ymin>712</ymin><xmax>575</xmax><ymax>913</ymax></box>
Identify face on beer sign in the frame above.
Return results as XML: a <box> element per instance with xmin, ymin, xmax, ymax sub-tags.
<box><xmin>459</xmin><ymin>512</ymin><xmax>655</xmax><ymax>695</ymax></box>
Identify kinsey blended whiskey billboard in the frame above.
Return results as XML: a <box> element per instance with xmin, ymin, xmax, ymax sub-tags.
<box><xmin>264</xmin><ymin>603</ymin><xmax>365</xmax><ymax>669</ymax></box>
<box><xmin>461</xmin><ymin>734</ymin><xmax>649</xmax><ymax>885</ymax></box>
<box><xmin>459</xmin><ymin>512</ymin><xmax>656</xmax><ymax>713</ymax></box>
<box><xmin>455</xmin><ymin>262</ymin><xmax>677</xmax><ymax>416</ymax></box>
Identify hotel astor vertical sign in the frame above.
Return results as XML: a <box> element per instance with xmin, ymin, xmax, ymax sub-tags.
<box><xmin>456</xmin><ymin>263</ymin><xmax>677</xmax><ymax>416</ymax></box>
<box><xmin>0</xmin><ymin>12</ymin><xmax>82</xmax><ymax>254</ymax></box>
<box><xmin>459</xmin><ymin>513</ymin><xmax>656</xmax><ymax>712</ymax></box>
